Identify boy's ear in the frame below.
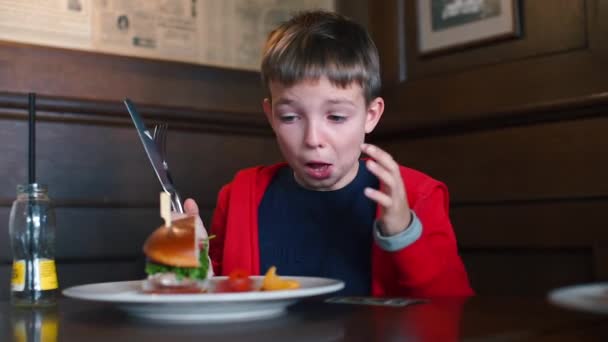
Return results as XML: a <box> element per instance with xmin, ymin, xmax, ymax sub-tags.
<box><xmin>262</xmin><ymin>98</ymin><xmax>273</xmax><ymax>126</ymax></box>
<box><xmin>364</xmin><ymin>97</ymin><xmax>384</xmax><ymax>134</ymax></box>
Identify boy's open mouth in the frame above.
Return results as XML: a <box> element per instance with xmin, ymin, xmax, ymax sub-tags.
<box><xmin>304</xmin><ymin>162</ymin><xmax>332</xmax><ymax>179</ymax></box>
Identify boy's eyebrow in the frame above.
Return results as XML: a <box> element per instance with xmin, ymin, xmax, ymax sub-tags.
<box><xmin>326</xmin><ymin>98</ymin><xmax>357</xmax><ymax>107</ymax></box>
<box><xmin>273</xmin><ymin>98</ymin><xmax>357</xmax><ymax>107</ymax></box>
<box><xmin>274</xmin><ymin>98</ymin><xmax>295</xmax><ymax>106</ymax></box>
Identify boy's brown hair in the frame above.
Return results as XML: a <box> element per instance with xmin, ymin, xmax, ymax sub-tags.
<box><xmin>261</xmin><ymin>10</ymin><xmax>381</xmax><ymax>105</ymax></box>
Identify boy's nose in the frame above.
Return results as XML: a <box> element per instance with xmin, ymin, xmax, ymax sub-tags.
<box><xmin>304</xmin><ymin>122</ymin><xmax>324</xmax><ymax>148</ymax></box>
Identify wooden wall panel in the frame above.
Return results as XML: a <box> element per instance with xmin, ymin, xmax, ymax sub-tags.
<box><xmin>0</xmin><ymin>112</ymin><xmax>281</xmax><ymax>205</ymax></box>
<box><xmin>451</xmin><ymin>201</ymin><xmax>608</xmax><ymax>248</ymax></box>
<box><xmin>377</xmin><ymin>117</ymin><xmax>608</xmax><ymax>293</ymax></box>
<box><xmin>380</xmin><ymin>116</ymin><xmax>608</xmax><ymax>202</ymax></box>
<box><xmin>377</xmin><ymin>50</ymin><xmax>608</xmax><ymax>133</ymax></box>
<box><xmin>0</xmin><ymin>42</ymin><xmax>265</xmax><ymax>113</ymax></box>
<box><xmin>461</xmin><ymin>250</ymin><xmax>593</xmax><ymax>295</ymax></box>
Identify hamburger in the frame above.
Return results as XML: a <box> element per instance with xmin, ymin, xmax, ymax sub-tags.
<box><xmin>142</xmin><ymin>215</ymin><xmax>213</xmax><ymax>293</ymax></box>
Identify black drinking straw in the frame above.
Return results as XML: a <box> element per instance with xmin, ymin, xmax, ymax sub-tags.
<box><xmin>28</xmin><ymin>93</ymin><xmax>36</xmax><ymax>184</ymax></box>
<box><xmin>27</xmin><ymin>93</ymin><xmax>36</xmax><ymax>302</ymax></box>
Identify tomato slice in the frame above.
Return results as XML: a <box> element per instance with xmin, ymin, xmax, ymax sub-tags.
<box><xmin>227</xmin><ymin>269</ymin><xmax>252</xmax><ymax>291</ymax></box>
<box><xmin>216</xmin><ymin>269</ymin><xmax>253</xmax><ymax>292</ymax></box>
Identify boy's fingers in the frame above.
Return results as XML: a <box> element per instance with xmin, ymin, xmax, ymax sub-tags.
<box><xmin>366</xmin><ymin>159</ymin><xmax>396</xmax><ymax>189</ymax></box>
<box><xmin>184</xmin><ymin>198</ymin><xmax>200</xmax><ymax>215</ymax></box>
<box><xmin>174</xmin><ymin>199</ymin><xmax>207</xmax><ymax>232</ymax></box>
<box><xmin>364</xmin><ymin>187</ymin><xmax>393</xmax><ymax>208</ymax></box>
<box><xmin>361</xmin><ymin>144</ymin><xmax>398</xmax><ymax>173</ymax></box>
<box><xmin>170</xmin><ymin>212</ymin><xmax>188</xmax><ymax>221</ymax></box>
<box><xmin>194</xmin><ymin>215</ymin><xmax>208</xmax><ymax>236</ymax></box>
<box><xmin>362</xmin><ymin>143</ymin><xmax>405</xmax><ymax>197</ymax></box>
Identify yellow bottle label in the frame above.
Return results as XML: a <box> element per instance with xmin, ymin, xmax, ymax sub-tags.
<box><xmin>39</xmin><ymin>259</ymin><xmax>58</xmax><ymax>290</ymax></box>
<box><xmin>11</xmin><ymin>260</ymin><xmax>25</xmax><ymax>291</ymax></box>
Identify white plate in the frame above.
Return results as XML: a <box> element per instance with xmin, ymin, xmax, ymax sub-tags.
<box><xmin>548</xmin><ymin>282</ymin><xmax>608</xmax><ymax>314</ymax></box>
<box><xmin>63</xmin><ymin>276</ymin><xmax>344</xmax><ymax>323</ymax></box>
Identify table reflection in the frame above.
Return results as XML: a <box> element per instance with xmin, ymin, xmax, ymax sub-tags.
<box><xmin>4</xmin><ymin>295</ymin><xmax>606</xmax><ymax>341</ymax></box>
<box><xmin>10</xmin><ymin>306</ymin><xmax>59</xmax><ymax>342</ymax></box>
<box><xmin>51</xmin><ymin>297</ymin><xmax>466</xmax><ymax>341</ymax></box>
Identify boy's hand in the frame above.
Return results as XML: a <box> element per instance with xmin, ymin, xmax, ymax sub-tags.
<box><xmin>175</xmin><ymin>198</ymin><xmax>214</xmax><ymax>277</ymax></box>
<box><xmin>170</xmin><ymin>198</ymin><xmax>209</xmax><ymax>239</ymax></box>
<box><xmin>361</xmin><ymin>143</ymin><xmax>411</xmax><ymax>236</ymax></box>
<box><xmin>184</xmin><ymin>198</ymin><xmax>201</xmax><ymax>217</ymax></box>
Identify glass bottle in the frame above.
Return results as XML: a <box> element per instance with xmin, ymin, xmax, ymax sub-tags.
<box><xmin>9</xmin><ymin>183</ymin><xmax>58</xmax><ymax>307</ymax></box>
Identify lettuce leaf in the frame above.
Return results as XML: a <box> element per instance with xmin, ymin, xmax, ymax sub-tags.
<box><xmin>145</xmin><ymin>243</ymin><xmax>210</xmax><ymax>281</ymax></box>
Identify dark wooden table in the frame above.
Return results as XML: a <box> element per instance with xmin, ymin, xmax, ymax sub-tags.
<box><xmin>1</xmin><ymin>296</ymin><xmax>607</xmax><ymax>341</ymax></box>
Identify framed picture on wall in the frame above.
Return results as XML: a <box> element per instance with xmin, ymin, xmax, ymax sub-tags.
<box><xmin>417</xmin><ymin>0</ymin><xmax>521</xmax><ymax>55</ymax></box>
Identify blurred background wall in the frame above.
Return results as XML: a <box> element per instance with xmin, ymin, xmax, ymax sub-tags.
<box><xmin>0</xmin><ymin>0</ymin><xmax>607</xmax><ymax>297</ymax></box>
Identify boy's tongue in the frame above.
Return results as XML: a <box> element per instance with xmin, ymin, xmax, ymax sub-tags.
<box><xmin>305</xmin><ymin>162</ymin><xmax>331</xmax><ymax>179</ymax></box>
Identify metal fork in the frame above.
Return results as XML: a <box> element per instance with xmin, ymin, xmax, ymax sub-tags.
<box><xmin>152</xmin><ymin>123</ymin><xmax>184</xmax><ymax>213</ymax></box>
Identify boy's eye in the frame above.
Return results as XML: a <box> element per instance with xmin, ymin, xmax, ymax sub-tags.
<box><xmin>278</xmin><ymin>113</ymin><xmax>298</xmax><ymax>122</ymax></box>
<box><xmin>327</xmin><ymin>113</ymin><xmax>347</xmax><ymax>122</ymax></box>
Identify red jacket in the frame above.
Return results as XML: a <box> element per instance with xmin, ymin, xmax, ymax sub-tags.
<box><xmin>209</xmin><ymin>163</ymin><xmax>474</xmax><ymax>297</ymax></box>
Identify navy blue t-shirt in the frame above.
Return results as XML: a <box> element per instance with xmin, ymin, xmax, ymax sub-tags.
<box><xmin>258</xmin><ymin>160</ymin><xmax>379</xmax><ymax>295</ymax></box>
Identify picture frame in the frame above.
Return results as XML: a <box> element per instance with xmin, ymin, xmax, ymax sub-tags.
<box><xmin>417</xmin><ymin>0</ymin><xmax>521</xmax><ymax>55</ymax></box>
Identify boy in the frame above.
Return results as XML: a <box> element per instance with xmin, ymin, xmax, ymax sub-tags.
<box><xmin>184</xmin><ymin>10</ymin><xmax>473</xmax><ymax>297</ymax></box>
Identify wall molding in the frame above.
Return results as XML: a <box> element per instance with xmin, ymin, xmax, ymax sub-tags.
<box><xmin>4</xmin><ymin>90</ymin><xmax>608</xmax><ymax>143</ymax></box>
<box><xmin>0</xmin><ymin>92</ymin><xmax>608</xmax><ymax>146</ymax></box>
<box><xmin>373</xmin><ymin>91</ymin><xmax>608</xmax><ymax>141</ymax></box>
<box><xmin>0</xmin><ymin>92</ymin><xmax>273</xmax><ymax>136</ymax></box>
